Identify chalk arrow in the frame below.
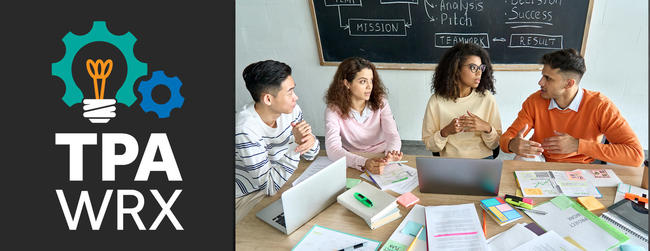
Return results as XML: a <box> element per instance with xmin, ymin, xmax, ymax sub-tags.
<box><xmin>492</xmin><ymin>38</ymin><xmax>506</xmax><ymax>42</ymax></box>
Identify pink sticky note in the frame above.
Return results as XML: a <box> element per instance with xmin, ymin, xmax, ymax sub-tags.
<box><xmin>496</xmin><ymin>203</ymin><xmax>513</xmax><ymax>212</ymax></box>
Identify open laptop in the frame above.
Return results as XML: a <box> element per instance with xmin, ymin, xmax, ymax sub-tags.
<box><xmin>416</xmin><ymin>157</ymin><xmax>502</xmax><ymax>196</ymax></box>
<box><xmin>256</xmin><ymin>157</ymin><xmax>346</xmax><ymax>234</ymax></box>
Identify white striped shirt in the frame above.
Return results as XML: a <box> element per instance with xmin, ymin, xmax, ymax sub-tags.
<box><xmin>235</xmin><ymin>103</ymin><xmax>320</xmax><ymax>198</ymax></box>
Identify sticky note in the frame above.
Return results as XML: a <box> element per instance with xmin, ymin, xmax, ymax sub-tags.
<box><xmin>551</xmin><ymin>196</ymin><xmax>573</xmax><ymax>210</ymax></box>
<box><xmin>380</xmin><ymin>240</ymin><xmax>407</xmax><ymax>251</ymax></box>
<box><xmin>620</xmin><ymin>244</ymin><xmax>646</xmax><ymax>251</ymax></box>
<box><xmin>524</xmin><ymin>188</ymin><xmax>543</xmax><ymax>195</ymax></box>
<box><xmin>496</xmin><ymin>203</ymin><xmax>513</xmax><ymax>212</ymax></box>
<box><xmin>502</xmin><ymin>210</ymin><xmax>522</xmax><ymax>220</ymax></box>
<box><xmin>346</xmin><ymin>178</ymin><xmax>361</xmax><ymax>189</ymax></box>
<box><xmin>397</xmin><ymin>192</ymin><xmax>419</xmax><ymax>208</ymax></box>
<box><xmin>591</xmin><ymin>169</ymin><xmax>610</xmax><ymax>178</ymax></box>
<box><xmin>566</xmin><ymin>170</ymin><xmax>585</xmax><ymax>180</ymax></box>
<box><xmin>401</xmin><ymin>221</ymin><xmax>426</xmax><ymax>240</ymax></box>
<box><xmin>481</xmin><ymin>198</ymin><xmax>501</xmax><ymax>207</ymax></box>
<box><xmin>488</xmin><ymin>206</ymin><xmax>508</xmax><ymax>221</ymax></box>
<box><xmin>577</xmin><ymin>196</ymin><xmax>605</xmax><ymax>211</ymax></box>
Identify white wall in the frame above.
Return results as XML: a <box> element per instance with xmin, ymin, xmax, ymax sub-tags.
<box><xmin>236</xmin><ymin>0</ymin><xmax>648</xmax><ymax>149</ymax></box>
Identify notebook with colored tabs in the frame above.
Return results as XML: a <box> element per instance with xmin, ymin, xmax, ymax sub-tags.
<box><xmin>480</xmin><ymin>197</ymin><xmax>522</xmax><ymax>226</ymax></box>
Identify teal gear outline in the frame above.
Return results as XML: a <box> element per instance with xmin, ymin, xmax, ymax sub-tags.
<box><xmin>52</xmin><ymin>21</ymin><xmax>147</xmax><ymax>107</ymax></box>
<box><xmin>138</xmin><ymin>70</ymin><xmax>184</xmax><ymax>119</ymax></box>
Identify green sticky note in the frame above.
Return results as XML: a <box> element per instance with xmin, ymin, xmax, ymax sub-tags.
<box><xmin>551</xmin><ymin>195</ymin><xmax>573</xmax><ymax>210</ymax></box>
<box><xmin>401</xmin><ymin>221</ymin><xmax>426</xmax><ymax>240</ymax></box>
<box><xmin>346</xmin><ymin>178</ymin><xmax>361</xmax><ymax>189</ymax></box>
<box><xmin>380</xmin><ymin>240</ymin><xmax>407</xmax><ymax>251</ymax></box>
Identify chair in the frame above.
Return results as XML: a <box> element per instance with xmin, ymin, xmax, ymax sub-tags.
<box><xmin>642</xmin><ymin>160</ymin><xmax>648</xmax><ymax>189</ymax></box>
<box><xmin>432</xmin><ymin>145</ymin><xmax>500</xmax><ymax>159</ymax></box>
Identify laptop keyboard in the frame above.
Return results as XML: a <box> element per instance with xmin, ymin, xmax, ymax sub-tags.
<box><xmin>272</xmin><ymin>212</ymin><xmax>286</xmax><ymax>227</ymax></box>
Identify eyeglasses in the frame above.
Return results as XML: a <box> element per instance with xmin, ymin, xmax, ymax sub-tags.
<box><xmin>464</xmin><ymin>64</ymin><xmax>486</xmax><ymax>73</ymax></box>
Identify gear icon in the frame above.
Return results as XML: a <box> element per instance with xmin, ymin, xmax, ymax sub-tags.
<box><xmin>52</xmin><ymin>21</ymin><xmax>147</xmax><ymax>107</ymax></box>
<box><xmin>138</xmin><ymin>70</ymin><xmax>184</xmax><ymax>118</ymax></box>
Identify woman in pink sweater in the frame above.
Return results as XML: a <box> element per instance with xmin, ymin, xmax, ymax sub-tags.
<box><xmin>324</xmin><ymin>57</ymin><xmax>403</xmax><ymax>174</ymax></box>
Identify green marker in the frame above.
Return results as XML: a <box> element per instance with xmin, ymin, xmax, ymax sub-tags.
<box><xmin>354</xmin><ymin>192</ymin><xmax>373</xmax><ymax>207</ymax></box>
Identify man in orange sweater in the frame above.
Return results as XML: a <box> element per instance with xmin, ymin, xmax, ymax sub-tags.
<box><xmin>500</xmin><ymin>49</ymin><xmax>644</xmax><ymax>167</ymax></box>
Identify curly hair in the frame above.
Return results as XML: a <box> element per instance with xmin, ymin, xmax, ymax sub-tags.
<box><xmin>431</xmin><ymin>42</ymin><xmax>496</xmax><ymax>101</ymax></box>
<box><xmin>325</xmin><ymin>57</ymin><xmax>387</xmax><ymax>118</ymax></box>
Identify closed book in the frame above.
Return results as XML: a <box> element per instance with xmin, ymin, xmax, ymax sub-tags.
<box><xmin>480</xmin><ymin>197</ymin><xmax>522</xmax><ymax>226</ymax></box>
<box><xmin>337</xmin><ymin>181</ymin><xmax>398</xmax><ymax>226</ymax></box>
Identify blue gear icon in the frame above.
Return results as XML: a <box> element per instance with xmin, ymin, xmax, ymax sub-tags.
<box><xmin>138</xmin><ymin>70</ymin><xmax>184</xmax><ymax>118</ymax></box>
<box><xmin>52</xmin><ymin>21</ymin><xmax>147</xmax><ymax>106</ymax></box>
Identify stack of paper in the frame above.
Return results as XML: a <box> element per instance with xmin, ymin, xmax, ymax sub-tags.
<box><xmin>424</xmin><ymin>203</ymin><xmax>488</xmax><ymax>250</ymax></box>
<box><xmin>360</xmin><ymin>163</ymin><xmax>418</xmax><ymax>194</ymax></box>
<box><xmin>337</xmin><ymin>181</ymin><xmax>401</xmax><ymax>229</ymax></box>
<box><xmin>577</xmin><ymin>169</ymin><xmax>622</xmax><ymax>187</ymax></box>
<box><xmin>524</xmin><ymin>196</ymin><xmax>629</xmax><ymax>250</ymax></box>
<box><xmin>515</xmin><ymin>170</ymin><xmax>602</xmax><ymax>198</ymax></box>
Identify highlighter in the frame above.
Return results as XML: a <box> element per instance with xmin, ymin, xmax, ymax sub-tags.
<box><xmin>354</xmin><ymin>192</ymin><xmax>373</xmax><ymax>207</ymax></box>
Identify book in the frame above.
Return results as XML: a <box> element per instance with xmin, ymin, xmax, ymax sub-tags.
<box><xmin>337</xmin><ymin>181</ymin><xmax>399</xmax><ymax>229</ymax></box>
<box><xmin>480</xmin><ymin>197</ymin><xmax>522</xmax><ymax>226</ymax></box>
<box><xmin>380</xmin><ymin>204</ymin><xmax>427</xmax><ymax>251</ymax></box>
<box><xmin>514</xmin><ymin>170</ymin><xmax>602</xmax><ymax>198</ymax></box>
<box><xmin>370</xmin><ymin>207</ymin><xmax>402</xmax><ymax>230</ymax></box>
<box><xmin>524</xmin><ymin>195</ymin><xmax>629</xmax><ymax>250</ymax></box>
<box><xmin>292</xmin><ymin>224</ymin><xmax>381</xmax><ymax>251</ymax></box>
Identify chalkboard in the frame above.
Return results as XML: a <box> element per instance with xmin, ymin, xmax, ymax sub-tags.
<box><xmin>309</xmin><ymin>0</ymin><xmax>593</xmax><ymax>70</ymax></box>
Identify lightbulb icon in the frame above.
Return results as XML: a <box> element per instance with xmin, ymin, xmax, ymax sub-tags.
<box><xmin>83</xmin><ymin>59</ymin><xmax>116</xmax><ymax>123</ymax></box>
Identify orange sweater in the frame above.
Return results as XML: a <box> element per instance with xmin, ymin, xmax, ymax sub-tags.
<box><xmin>500</xmin><ymin>89</ymin><xmax>643</xmax><ymax>167</ymax></box>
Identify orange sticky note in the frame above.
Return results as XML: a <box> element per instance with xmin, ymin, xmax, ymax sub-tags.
<box><xmin>577</xmin><ymin>196</ymin><xmax>605</xmax><ymax>211</ymax></box>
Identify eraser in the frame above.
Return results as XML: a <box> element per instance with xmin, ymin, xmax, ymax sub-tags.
<box><xmin>397</xmin><ymin>192</ymin><xmax>419</xmax><ymax>208</ymax></box>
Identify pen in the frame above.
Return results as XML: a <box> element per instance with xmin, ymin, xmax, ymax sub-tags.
<box><xmin>392</xmin><ymin>177</ymin><xmax>408</xmax><ymax>183</ymax></box>
<box><xmin>513</xmin><ymin>206</ymin><xmax>547</xmax><ymax>215</ymax></box>
<box><xmin>482</xmin><ymin>210</ymin><xmax>487</xmax><ymax>237</ymax></box>
<box><xmin>338</xmin><ymin>241</ymin><xmax>367</xmax><ymax>251</ymax></box>
<box><xmin>364</xmin><ymin>169</ymin><xmax>380</xmax><ymax>187</ymax></box>
<box><xmin>407</xmin><ymin>226</ymin><xmax>424</xmax><ymax>251</ymax></box>
<box><xmin>388</xmin><ymin>160</ymin><xmax>408</xmax><ymax>164</ymax></box>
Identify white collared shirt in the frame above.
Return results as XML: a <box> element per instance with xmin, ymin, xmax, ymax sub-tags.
<box><xmin>548</xmin><ymin>88</ymin><xmax>583</xmax><ymax>112</ymax></box>
<box><xmin>350</xmin><ymin>104</ymin><xmax>372</xmax><ymax>123</ymax></box>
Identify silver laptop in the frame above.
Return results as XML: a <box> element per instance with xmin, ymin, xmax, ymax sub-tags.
<box><xmin>256</xmin><ymin>157</ymin><xmax>346</xmax><ymax>234</ymax></box>
<box><xmin>416</xmin><ymin>157</ymin><xmax>502</xmax><ymax>196</ymax></box>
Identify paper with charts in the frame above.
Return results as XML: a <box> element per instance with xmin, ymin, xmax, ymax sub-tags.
<box><xmin>292</xmin><ymin>225</ymin><xmax>381</xmax><ymax>251</ymax></box>
<box><xmin>360</xmin><ymin>163</ymin><xmax>418</xmax><ymax>194</ymax></box>
<box><xmin>515</xmin><ymin>170</ymin><xmax>601</xmax><ymax>198</ymax></box>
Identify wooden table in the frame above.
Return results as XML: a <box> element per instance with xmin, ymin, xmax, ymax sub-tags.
<box><xmin>235</xmin><ymin>153</ymin><xmax>643</xmax><ymax>250</ymax></box>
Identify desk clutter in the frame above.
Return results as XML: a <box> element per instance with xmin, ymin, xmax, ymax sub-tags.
<box><xmin>285</xmin><ymin>166</ymin><xmax>648</xmax><ymax>251</ymax></box>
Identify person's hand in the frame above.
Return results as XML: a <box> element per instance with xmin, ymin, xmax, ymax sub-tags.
<box><xmin>508</xmin><ymin>124</ymin><xmax>544</xmax><ymax>158</ymax></box>
<box><xmin>458</xmin><ymin>111</ymin><xmax>492</xmax><ymax>133</ymax></box>
<box><xmin>292</xmin><ymin>120</ymin><xmax>314</xmax><ymax>154</ymax></box>
<box><xmin>295</xmin><ymin>134</ymin><xmax>315</xmax><ymax>155</ymax></box>
<box><xmin>440</xmin><ymin>118</ymin><xmax>463</xmax><ymax>137</ymax></box>
<box><xmin>384</xmin><ymin>150</ymin><xmax>403</xmax><ymax>162</ymax></box>
<box><xmin>365</xmin><ymin>157</ymin><xmax>387</xmax><ymax>175</ymax></box>
<box><xmin>542</xmin><ymin>131</ymin><xmax>579</xmax><ymax>154</ymax></box>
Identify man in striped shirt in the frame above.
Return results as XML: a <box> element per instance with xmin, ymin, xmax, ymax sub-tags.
<box><xmin>235</xmin><ymin>60</ymin><xmax>320</xmax><ymax>224</ymax></box>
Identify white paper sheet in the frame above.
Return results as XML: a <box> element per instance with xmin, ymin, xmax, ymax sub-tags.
<box><xmin>526</xmin><ymin>201</ymin><xmax>621</xmax><ymax>250</ymax></box>
<box><xmin>511</xmin><ymin>230</ymin><xmax>581</xmax><ymax>251</ymax></box>
<box><xmin>424</xmin><ymin>203</ymin><xmax>488</xmax><ymax>250</ymax></box>
<box><xmin>360</xmin><ymin>163</ymin><xmax>418</xmax><ymax>194</ymax></box>
<box><xmin>487</xmin><ymin>223</ymin><xmax>538</xmax><ymax>251</ymax></box>
<box><xmin>292</xmin><ymin>156</ymin><xmax>333</xmax><ymax>186</ymax></box>
<box><xmin>292</xmin><ymin>225</ymin><xmax>381</xmax><ymax>251</ymax></box>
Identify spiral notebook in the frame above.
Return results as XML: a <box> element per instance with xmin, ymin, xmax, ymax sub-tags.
<box><xmin>600</xmin><ymin>212</ymin><xmax>648</xmax><ymax>249</ymax></box>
